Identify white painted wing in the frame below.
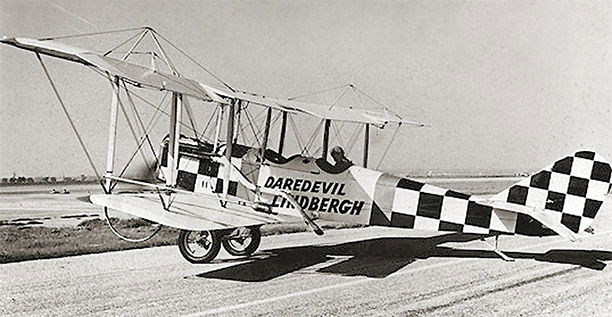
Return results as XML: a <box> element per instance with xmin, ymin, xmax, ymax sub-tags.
<box><xmin>0</xmin><ymin>37</ymin><xmax>226</xmax><ymax>103</ymax></box>
<box><xmin>90</xmin><ymin>192</ymin><xmax>294</xmax><ymax>231</ymax></box>
<box><xmin>1</xmin><ymin>37</ymin><xmax>426</xmax><ymax>126</ymax></box>
<box><xmin>79</xmin><ymin>53</ymin><xmax>218</xmax><ymax>101</ymax></box>
<box><xmin>232</xmin><ymin>91</ymin><xmax>426</xmax><ymax>126</ymax></box>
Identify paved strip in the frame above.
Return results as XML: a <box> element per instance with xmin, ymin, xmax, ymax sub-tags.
<box><xmin>185</xmin><ymin>229</ymin><xmax>612</xmax><ymax>316</ymax></box>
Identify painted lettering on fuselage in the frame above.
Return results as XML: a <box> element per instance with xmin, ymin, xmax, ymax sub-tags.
<box><xmin>264</xmin><ymin>177</ymin><xmax>347</xmax><ymax>195</ymax></box>
<box><xmin>263</xmin><ymin>176</ymin><xmax>364</xmax><ymax>215</ymax></box>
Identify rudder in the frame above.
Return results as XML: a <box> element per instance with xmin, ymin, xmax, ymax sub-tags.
<box><xmin>491</xmin><ymin>151</ymin><xmax>611</xmax><ymax>234</ymax></box>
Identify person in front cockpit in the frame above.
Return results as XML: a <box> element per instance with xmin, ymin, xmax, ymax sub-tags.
<box><xmin>330</xmin><ymin>146</ymin><xmax>353</xmax><ymax>170</ymax></box>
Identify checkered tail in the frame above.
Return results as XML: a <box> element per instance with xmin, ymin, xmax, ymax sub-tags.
<box><xmin>491</xmin><ymin>151</ymin><xmax>611</xmax><ymax>235</ymax></box>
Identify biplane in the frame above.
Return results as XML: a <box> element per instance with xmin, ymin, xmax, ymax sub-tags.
<box><xmin>2</xmin><ymin>27</ymin><xmax>611</xmax><ymax>263</ymax></box>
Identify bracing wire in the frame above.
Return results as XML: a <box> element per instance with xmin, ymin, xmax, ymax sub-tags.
<box><xmin>108</xmin><ymin>81</ymin><xmax>164</xmax><ymax>242</ymax></box>
<box><xmin>38</xmin><ymin>26</ymin><xmax>147</xmax><ymax>41</ymax></box>
<box><xmin>38</xmin><ymin>52</ymin><xmax>163</xmax><ymax>242</ymax></box>
<box><xmin>121</xmin><ymin>87</ymin><xmax>199</xmax><ymax>134</ymax></box>
<box><xmin>36</xmin><ymin>53</ymin><xmax>102</xmax><ymax>181</ymax></box>
<box><xmin>119</xmin><ymin>31</ymin><xmax>150</xmax><ymax>60</ymax></box>
<box><xmin>103</xmin><ymin>29</ymin><xmax>147</xmax><ymax>56</ymax></box>
<box><xmin>152</xmin><ymin>30</ymin><xmax>236</xmax><ymax>92</ymax></box>
<box><xmin>250</xmin><ymin>104</ymin><xmax>270</xmax><ymax>123</ymax></box>
<box><xmin>263</xmin><ymin>111</ymin><xmax>283</xmax><ymax>142</ymax></box>
<box><xmin>287</xmin><ymin>114</ymin><xmax>305</xmax><ymax>154</ymax></box>
<box><xmin>237</xmin><ymin>116</ymin><xmax>250</xmax><ymax>145</ymax></box>
<box><xmin>287</xmin><ymin>84</ymin><xmax>349</xmax><ymax>101</ymax></box>
<box><xmin>86</xmin><ymin>66</ymin><xmax>194</xmax><ymax>133</ymax></box>
<box><xmin>328</xmin><ymin>85</ymin><xmax>351</xmax><ymax>110</ymax></box>
<box><xmin>198</xmin><ymin>105</ymin><xmax>218</xmax><ymax>141</ymax></box>
<box><xmin>114</xmin><ymin>80</ymin><xmax>160</xmax><ymax>183</ymax></box>
<box><xmin>349</xmin><ymin>85</ymin><xmax>369</xmax><ymax>110</ymax></box>
<box><xmin>113</xmin><ymin>88</ymin><xmax>155</xmax><ymax>188</ymax></box>
<box><xmin>329</xmin><ymin>121</ymin><xmax>345</xmax><ymax>147</ymax></box>
<box><xmin>351</xmin><ymin>85</ymin><xmax>389</xmax><ymax>111</ymax></box>
<box><xmin>376</xmin><ymin>124</ymin><xmax>402</xmax><ymax>170</ymax></box>
<box><xmin>353</xmin><ymin>85</ymin><xmax>426</xmax><ymax>120</ymax></box>
<box><xmin>122</xmin><ymin>82</ymin><xmax>167</xmax><ymax>179</ymax></box>
<box><xmin>244</xmin><ymin>107</ymin><xmax>282</xmax><ymax>146</ymax></box>
<box><xmin>345</xmin><ymin>124</ymin><xmax>362</xmax><ymax>154</ymax></box>
<box><xmin>303</xmin><ymin>119</ymin><xmax>324</xmax><ymax>153</ymax></box>
<box><xmin>182</xmin><ymin>97</ymin><xmax>199</xmax><ymax>138</ymax></box>
<box><xmin>243</xmin><ymin>107</ymin><xmax>262</xmax><ymax>147</ymax></box>
<box><xmin>149</xmin><ymin>31</ymin><xmax>179</xmax><ymax>75</ymax></box>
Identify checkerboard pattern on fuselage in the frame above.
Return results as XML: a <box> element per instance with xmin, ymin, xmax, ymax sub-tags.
<box><xmin>158</xmin><ymin>142</ymin><xmax>247</xmax><ymax>197</ymax></box>
<box><xmin>381</xmin><ymin>178</ymin><xmax>508</xmax><ymax>235</ymax></box>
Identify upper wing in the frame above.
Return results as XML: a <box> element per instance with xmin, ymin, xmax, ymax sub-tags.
<box><xmin>1</xmin><ymin>37</ymin><xmax>227</xmax><ymax>103</ymax></box>
<box><xmin>1</xmin><ymin>36</ymin><xmax>426</xmax><ymax>127</ymax></box>
<box><xmin>232</xmin><ymin>91</ymin><xmax>426</xmax><ymax>127</ymax></box>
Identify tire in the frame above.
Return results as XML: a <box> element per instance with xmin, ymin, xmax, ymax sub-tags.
<box><xmin>222</xmin><ymin>226</ymin><xmax>261</xmax><ymax>257</ymax></box>
<box><xmin>177</xmin><ymin>230</ymin><xmax>221</xmax><ymax>264</ymax></box>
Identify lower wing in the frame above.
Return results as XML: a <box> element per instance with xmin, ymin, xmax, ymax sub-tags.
<box><xmin>90</xmin><ymin>192</ymin><xmax>298</xmax><ymax>231</ymax></box>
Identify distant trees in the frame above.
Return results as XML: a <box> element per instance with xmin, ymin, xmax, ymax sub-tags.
<box><xmin>1</xmin><ymin>174</ymin><xmax>92</xmax><ymax>185</ymax></box>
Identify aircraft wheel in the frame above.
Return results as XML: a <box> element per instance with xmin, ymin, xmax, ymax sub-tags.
<box><xmin>222</xmin><ymin>226</ymin><xmax>261</xmax><ymax>257</ymax></box>
<box><xmin>177</xmin><ymin>230</ymin><xmax>221</xmax><ymax>264</ymax></box>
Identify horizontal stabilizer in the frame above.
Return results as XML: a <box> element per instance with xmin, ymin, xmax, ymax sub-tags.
<box><xmin>484</xmin><ymin>201</ymin><xmax>578</xmax><ymax>241</ymax></box>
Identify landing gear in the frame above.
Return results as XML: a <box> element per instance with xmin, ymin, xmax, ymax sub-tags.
<box><xmin>177</xmin><ymin>230</ymin><xmax>221</xmax><ymax>264</ymax></box>
<box><xmin>177</xmin><ymin>226</ymin><xmax>262</xmax><ymax>263</ymax></box>
<box><xmin>222</xmin><ymin>226</ymin><xmax>261</xmax><ymax>256</ymax></box>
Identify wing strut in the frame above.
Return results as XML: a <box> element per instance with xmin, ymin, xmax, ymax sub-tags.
<box><xmin>260</xmin><ymin>107</ymin><xmax>272</xmax><ymax>161</ymax></box>
<box><xmin>213</xmin><ymin>105</ymin><xmax>223</xmax><ymax>152</ymax></box>
<box><xmin>224</xmin><ymin>99</ymin><xmax>237</xmax><ymax>197</ymax></box>
<box><xmin>363</xmin><ymin>123</ymin><xmax>370</xmax><ymax>167</ymax></box>
<box><xmin>278</xmin><ymin>111</ymin><xmax>287</xmax><ymax>155</ymax></box>
<box><xmin>166</xmin><ymin>93</ymin><xmax>182</xmax><ymax>186</ymax></box>
<box><xmin>105</xmin><ymin>76</ymin><xmax>120</xmax><ymax>191</ymax></box>
<box><xmin>322</xmin><ymin>119</ymin><xmax>331</xmax><ymax>160</ymax></box>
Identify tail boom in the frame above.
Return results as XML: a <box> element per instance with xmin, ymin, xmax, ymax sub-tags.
<box><xmin>360</xmin><ymin>151</ymin><xmax>610</xmax><ymax>240</ymax></box>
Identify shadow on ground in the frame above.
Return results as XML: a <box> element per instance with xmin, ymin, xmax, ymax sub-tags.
<box><xmin>197</xmin><ymin>233</ymin><xmax>612</xmax><ymax>282</ymax></box>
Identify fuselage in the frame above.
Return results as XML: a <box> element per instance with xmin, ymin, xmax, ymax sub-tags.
<box><xmin>160</xmin><ymin>137</ymin><xmax>531</xmax><ymax>237</ymax></box>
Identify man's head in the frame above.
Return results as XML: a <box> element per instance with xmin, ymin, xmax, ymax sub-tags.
<box><xmin>330</xmin><ymin>146</ymin><xmax>345</xmax><ymax>162</ymax></box>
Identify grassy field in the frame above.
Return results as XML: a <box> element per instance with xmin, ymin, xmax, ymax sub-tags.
<box><xmin>0</xmin><ymin>218</ymin><xmax>358</xmax><ymax>263</ymax></box>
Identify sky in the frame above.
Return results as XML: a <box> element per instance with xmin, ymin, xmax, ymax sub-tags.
<box><xmin>0</xmin><ymin>0</ymin><xmax>611</xmax><ymax>178</ymax></box>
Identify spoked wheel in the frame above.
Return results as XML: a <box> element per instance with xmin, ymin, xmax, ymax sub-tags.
<box><xmin>221</xmin><ymin>226</ymin><xmax>261</xmax><ymax>257</ymax></box>
<box><xmin>177</xmin><ymin>230</ymin><xmax>221</xmax><ymax>264</ymax></box>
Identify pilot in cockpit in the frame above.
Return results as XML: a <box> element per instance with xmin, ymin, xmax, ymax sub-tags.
<box><xmin>330</xmin><ymin>146</ymin><xmax>354</xmax><ymax>170</ymax></box>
